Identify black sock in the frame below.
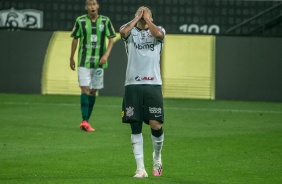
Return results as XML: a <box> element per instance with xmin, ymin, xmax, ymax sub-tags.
<box><xmin>151</xmin><ymin>127</ymin><xmax>163</xmax><ymax>137</ymax></box>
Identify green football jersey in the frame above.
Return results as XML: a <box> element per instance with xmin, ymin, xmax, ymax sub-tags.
<box><xmin>71</xmin><ymin>15</ymin><xmax>116</xmax><ymax>68</ymax></box>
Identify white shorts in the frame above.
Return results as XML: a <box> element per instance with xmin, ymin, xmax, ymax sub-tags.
<box><xmin>78</xmin><ymin>67</ymin><xmax>104</xmax><ymax>89</ymax></box>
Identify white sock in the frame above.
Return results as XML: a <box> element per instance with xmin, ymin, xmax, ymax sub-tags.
<box><xmin>151</xmin><ymin>133</ymin><xmax>164</xmax><ymax>161</ymax></box>
<box><xmin>131</xmin><ymin>133</ymin><xmax>144</xmax><ymax>169</ymax></box>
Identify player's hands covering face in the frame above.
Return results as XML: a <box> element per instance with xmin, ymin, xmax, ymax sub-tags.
<box><xmin>135</xmin><ymin>6</ymin><xmax>144</xmax><ymax>19</ymax></box>
<box><xmin>143</xmin><ymin>7</ymin><xmax>152</xmax><ymax>20</ymax></box>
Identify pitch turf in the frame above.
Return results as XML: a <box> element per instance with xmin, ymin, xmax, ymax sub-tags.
<box><xmin>0</xmin><ymin>94</ymin><xmax>281</xmax><ymax>184</ymax></box>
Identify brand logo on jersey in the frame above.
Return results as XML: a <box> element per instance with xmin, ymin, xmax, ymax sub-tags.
<box><xmin>135</xmin><ymin>76</ymin><xmax>154</xmax><ymax>81</ymax></box>
<box><xmin>126</xmin><ymin>106</ymin><xmax>134</xmax><ymax>117</ymax></box>
<box><xmin>149</xmin><ymin>107</ymin><xmax>162</xmax><ymax>114</ymax></box>
<box><xmin>134</xmin><ymin>43</ymin><xmax>154</xmax><ymax>51</ymax></box>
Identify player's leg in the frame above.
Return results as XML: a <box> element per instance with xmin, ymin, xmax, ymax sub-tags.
<box><xmin>144</xmin><ymin>85</ymin><xmax>164</xmax><ymax>176</ymax></box>
<box><xmin>150</xmin><ymin>120</ymin><xmax>164</xmax><ymax>161</ymax></box>
<box><xmin>122</xmin><ymin>85</ymin><xmax>147</xmax><ymax>178</ymax></box>
<box><xmin>150</xmin><ymin>120</ymin><xmax>164</xmax><ymax>176</ymax></box>
<box><xmin>88</xmin><ymin>89</ymin><xmax>96</xmax><ymax>120</ymax></box>
<box><xmin>78</xmin><ymin>67</ymin><xmax>95</xmax><ymax>131</ymax></box>
<box><xmin>130</xmin><ymin>122</ymin><xmax>148</xmax><ymax>178</ymax></box>
<box><xmin>88</xmin><ymin>68</ymin><xmax>104</xmax><ymax>120</ymax></box>
<box><xmin>80</xmin><ymin>86</ymin><xmax>90</xmax><ymax>122</ymax></box>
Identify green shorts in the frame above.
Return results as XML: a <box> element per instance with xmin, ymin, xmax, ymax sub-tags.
<box><xmin>122</xmin><ymin>84</ymin><xmax>164</xmax><ymax>124</ymax></box>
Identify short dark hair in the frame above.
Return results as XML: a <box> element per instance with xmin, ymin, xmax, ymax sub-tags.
<box><xmin>85</xmin><ymin>0</ymin><xmax>98</xmax><ymax>5</ymax></box>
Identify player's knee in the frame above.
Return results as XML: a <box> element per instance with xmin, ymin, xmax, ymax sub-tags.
<box><xmin>80</xmin><ymin>86</ymin><xmax>90</xmax><ymax>94</ymax></box>
<box><xmin>130</xmin><ymin>121</ymin><xmax>142</xmax><ymax>134</ymax></box>
<box><xmin>89</xmin><ymin>89</ymin><xmax>97</xmax><ymax>96</ymax></box>
<box><xmin>149</xmin><ymin>120</ymin><xmax>162</xmax><ymax>130</ymax></box>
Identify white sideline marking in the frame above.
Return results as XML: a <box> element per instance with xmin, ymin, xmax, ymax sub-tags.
<box><xmin>1</xmin><ymin>101</ymin><xmax>282</xmax><ymax>114</ymax></box>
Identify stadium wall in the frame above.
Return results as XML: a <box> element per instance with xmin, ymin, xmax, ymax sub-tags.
<box><xmin>1</xmin><ymin>0</ymin><xmax>281</xmax><ymax>37</ymax></box>
<box><xmin>0</xmin><ymin>30</ymin><xmax>53</xmax><ymax>94</ymax></box>
<box><xmin>0</xmin><ymin>30</ymin><xmax>282</xmax><ymax>102</ymax></box>
<box><xmin>41</xmin><ymin>32</ymin><xmax>127</xmax><ymax>96</ymax></box>
<box><xmin>215</xmin><ymin>36</ymin><xmax>282</xmax><ymax>102</ymax></box>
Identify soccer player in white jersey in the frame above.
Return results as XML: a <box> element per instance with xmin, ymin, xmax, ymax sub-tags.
<box><xmin>120</xmin><ymin>6</ymin><xmax>165</xmax><ymax>178</ymax></box>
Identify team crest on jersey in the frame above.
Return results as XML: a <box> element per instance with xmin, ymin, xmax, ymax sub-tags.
<box><xmin>96</xmin><ymin>69</ymin><xmax>102</xmax><ymax>75</ymax></box>
<box><xmin>126</xmin><ymin>106</ymin><xmax>134</xmax><ymax>117</ymax></box>
<box><xmin>99</xmin><ymin>24</ymin><xmax>104</xmax><ymax>31</ymax></box>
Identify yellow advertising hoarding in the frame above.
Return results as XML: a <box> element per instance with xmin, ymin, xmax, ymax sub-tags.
<box><xmin>162</xmin><ymin>35</ymin><xmax>215</xmax><ymax>99</ymax></box>
<box><xmin>42</xmin><ymin>32</ymin><xmax>215</xmax><ymax>99</ymax></box>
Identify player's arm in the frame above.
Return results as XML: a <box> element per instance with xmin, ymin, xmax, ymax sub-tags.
<box><xmin>99</xmin><ymin>38</ymin><xmax>114</xmax><ymax>65</ymax></box>
<box><xmin>143</xmin><ymin>8</ymin><xmax>164</xmax><ymax>40</ymax></box>
<box><xmin>70</xmin><ymin>38</ymin><xmax>78</xmax><ymax>71</ymax></box>
<box><xmin>120</xmin><ymin>7</ymin><xmax>144</xmax><ymax>39</ymax></box>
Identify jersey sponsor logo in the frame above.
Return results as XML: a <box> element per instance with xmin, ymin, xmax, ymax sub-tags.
<box><xmin>85</xmin><ymin>44</ymin><xmax>100</xmax><ymax>49</ymax></box>
<box><xmin>135</xmin><ymin>76</ymin><xmax>141</xmax><ymax>81</ymax></box>
<box><xmin>0</xmin><ymin>8</ymin><xmax>43</xmax><ymax>29</ymax></box>
<box><xmin>134</xmin><ymin>43</ymin><xmax>154</xmax><ymax>51</ymax></box>
<box><xmin>126</xmin><ymin>106</ymin><xmax>134</xmax><ymax>117</ymax></box>
<box><xmin>149</xmin><ymin>107</ymin><xmax>162</xmax><ymax>114</ymax></box>
<box><xmin>91</xmin><ymin>34</ymin><xmax>97</xmax><ymax>42</ymax></box>
<box><xmin>87</xmin><ymin>56</ymin><xmax>100</xmax><ymax>59</ymax></box>
<box><xmin>87</xmin><ymin>55</ymin><xmax>100</xmax><ymax>63</ymax></box>
<box><xmin>135</xmin><ymin>76</ymin><xmax>154</xmax><ymax>81</ymax></box>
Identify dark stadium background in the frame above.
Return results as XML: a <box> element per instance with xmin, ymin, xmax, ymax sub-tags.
<box><xmin>0</xmin><ymin>0</ymin><xmax>282</xmax><ymax>101</ymax></box>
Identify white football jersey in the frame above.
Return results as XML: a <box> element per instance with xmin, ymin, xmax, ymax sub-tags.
<box><xmin>122</xmin><ymin>26</ymin><xmax>165</xmax><ymax>86</ymax></box>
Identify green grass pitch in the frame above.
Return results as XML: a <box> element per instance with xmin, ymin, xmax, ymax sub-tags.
<box><xmin>0</xmin><ymin>94</ymin><xmax>281</xmax><ymax>184</ymax></box>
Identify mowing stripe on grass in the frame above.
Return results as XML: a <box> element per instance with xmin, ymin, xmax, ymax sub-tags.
<box><xmin>1</xmin><ymin>101</ymin><xmax>282</xmax><ymax>114</ymax></box>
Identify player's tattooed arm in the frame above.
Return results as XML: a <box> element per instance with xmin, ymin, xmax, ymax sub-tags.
<box><xmin>125</xmin><ymin>23</ymin><xmax>133</xmax><ymax>28</ymax></box>
<box><xmin>120</xmin><ymin>20</ymin><xmax>138</xmax><ymax>38</ymax></box>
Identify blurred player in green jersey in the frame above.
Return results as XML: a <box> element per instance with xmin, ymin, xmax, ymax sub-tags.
<box><xmin>70</xmin><ymin>0</ymin><xmax>116</xmax><ymax>131</ymax></box>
